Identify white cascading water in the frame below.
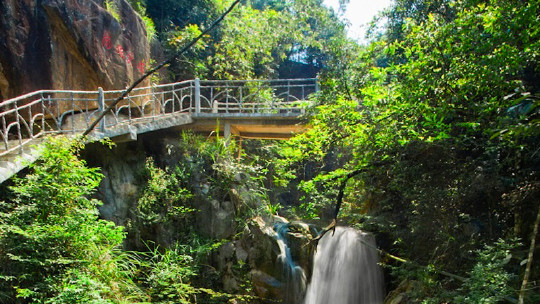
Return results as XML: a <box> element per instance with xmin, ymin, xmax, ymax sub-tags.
<box><xmin>275</xmin><ymin>222</ymin><xmax>307</xmax><ymax>304</ymax></box>
<box><xmin>303</xmin><ymin>227</ymin><xmax>384</xmax><ymax>304</ymax></box>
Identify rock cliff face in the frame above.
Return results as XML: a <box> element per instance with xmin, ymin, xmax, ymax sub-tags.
<box><xmin>0</xmin><ymin>0</ymin><xmax>150</xmax><ymax>101</ymax></box>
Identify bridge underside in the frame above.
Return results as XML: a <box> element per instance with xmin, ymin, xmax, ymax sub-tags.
<box><xmin>0</xmin><ymin>113</ymin><xmax>307</xmax><ymax>183</ymax></box>
<box><xmin>181</xmin><ymin>113</ymin><xmax>307</xmax><ymax>140</ymax></box>
<box><xmin>105</xmin><ymin>113</ymin><xmax>308</xmax><ymax>142</ymax></box>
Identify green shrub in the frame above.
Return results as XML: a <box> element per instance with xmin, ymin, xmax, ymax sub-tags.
<box><xmin>139</xmin><ymin>244</ymin><xmax>197</xmax><ymax>304</ymax></box>
<box><xmin>137</xmin><ymin>158</ymin><xmax>194</xmax><ymax>226</ymax></box>
<box><xmin>126</xmin><ymin>0</ymin><xmax>156</xmax><ymax>40</ymax></box>
<box><xmin>454</xmin><ymin>239</ymin><xmax>518</xmax><ymax>303</ymax></box>
<box><xmin>105</xmin><ymin>0</ymin><xmax>121</xmax><ymax>22</ymax></box>
<box><xmin>0</xmin><ymin>137</ymin><xmax>134</xmax><ymax>303</ymax></box>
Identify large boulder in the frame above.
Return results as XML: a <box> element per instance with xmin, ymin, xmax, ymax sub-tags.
<box><xmin>196</xmin><ymin>198</ymin><xmax>237</xmax><ymax>239</ymax></box>
<box><xmin>210</xmin><ymin>215</ymin><xmax>317</xmax><ymax>303</ymax></box>
<box><xmin>0</xmin><ymin>0</ymin><xmax>151</xmax><ymax>102</ymax></box>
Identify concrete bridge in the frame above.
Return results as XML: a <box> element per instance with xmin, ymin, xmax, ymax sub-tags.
<box><xmin>0</xmin><ymin>78</ymin><xmax>316</xmax><ymax>183</ymax></box>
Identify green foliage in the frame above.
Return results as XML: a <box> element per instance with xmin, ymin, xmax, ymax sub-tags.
<box><xmin>454</xmin><ymin>239</ymin><xmax>517</xmax><ymax>303</ymax></box>
<box><xmin>275</xmin><ymin>97</ymin><xmax>375</xmax><ymax>219</ymax></box>
<box><xmin>0</xmin><ymin>137</ymin><xmax>234</xmax><ymax>303</ymax></box>
<box><xmin>266</xmin><ymin>202</ymin><xmax>282</xmax><ymax>215</ymax></box>
<box><xmin>141</xmin><ymin>15</ymin><xmax>157</xmax><ymax>40</ymax></box>
<box><xmin>165</xmin><ymin>23</ymin><xmax>209</xmax><ymax>77</ymax></box>
<box><xmin>208</xmin><ymin>4</ymin><xmax>294</xmax><ymax>79</ymax></box>
<box><xmin>129</xmin><ymin>131</ymin><xmax>270</xmax><ymax>302</ymax></box>
<box><xmin>46</xmin><ymin>269</ymin><xmax>120</xmax><ymax>304</ymax></box>
<box><xmin>0</xmin><ymin>137</ymin><xmax>133</xmax><ymax>303</ymax></box>
<box><xmin>272</xmin><ymin>0</ymin><xmax>539</xmax><ymax>301</ymax></box>
<box><xmin>138</xmin><ymin>244</ymin><xmax>197</xmax><ymax>304</ymax></box>
<box><xmin>167</xmin><ymin>24</ymin><xmax>204</xmax><ymax>50</ymax></box>
<box><xmin>279</xmin><ymin>98</ymin><xmax>367</xmax><ymax>166</ymax></box>
<box><xmin>157</xmin><ymin>0</ymin><xmax>350</xmax><ymax>80</ymax></box>
<box><xmin>137</xmin><ymin>158</ymin><xmax>194</xmax><ymax>225</ymax></box>
<box><xmin>278</xmin><ymin>0</ymin><xmax>539</xmax><ymax>215</ymax></box>
<box><xmin>105</xmin><ymin>0</ymin><xmax>121</xmax><ymax>22</ymax></box>
<box><xmin>103</xmin><ymin>0</ymin><xmax>156</xmax><ymax>40</ymax></box>
<box><xmin>1</xmin><ymin>0</ymin><xmax>537</xmax><ymax>302</ymax></box>
<box><xmin>126</xmin><ymin>0</ymin><xmax>156</xmax><ymax>40</ymax></box>
<box><xmin>178</xmin><ymin>131</ymin><xmax>268</xmax><ymax>207</ymax></box>
<box><xmin>382</xmin><ymin>0</ymin><xmax>456</xmax><ymax>43</ymax></box>
<box><xmin>117</xmin><ymin>0</ymin><xmax>352</xmax><ymax>80</ymax></box>
<box><xmin>144</xmin><ymin>0</ymin><xmax>217</xmax><ymax>37</ymax></box>
<box><xmin>381</xmin><ymin>0</ymin><xmax>538</xmax><ymax>145</ymax></box>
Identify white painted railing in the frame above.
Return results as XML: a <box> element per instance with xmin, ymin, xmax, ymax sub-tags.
<box><xmin>0</xmin><ymin>78</ymin><xmax>317</xmax><ymax>156</ymax></box>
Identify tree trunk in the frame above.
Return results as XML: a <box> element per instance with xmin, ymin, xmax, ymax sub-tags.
<box><xmin>518</xmin><ymin>202</ymin><xmax>540</xmax><ymax>304</ymax></box>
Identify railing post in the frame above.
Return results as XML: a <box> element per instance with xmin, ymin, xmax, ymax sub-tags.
<box><xmin>195</xmin><ymin>78</ymin><xmax>201</xmax><ymax>114</ymax></box>
<box><xmin>71</xmin><ymin>92</ymin><xmax>75</xmax><ymax>133</ymax></box>
<box><xmin>225</xmin><ymin>81</ymin><xmax>229</xmax><ymax>113</ymax></box>
<box><xmin>151</xmin><ymin>83</ymin><xmax>156</xmax><ymax>119</ymax></box>
<box><xmin>2</xmin><ymin>115</ymin><xmax>8</xmax><ymax>151</ymax></box>
<box><xmin>315</xmin><ymin>77</ymin><xmax>320</xmax><ymax>93</ymax></box>
<box><xmin>14</xmin><ymin>103</ymin><xmax>22</xmax><ymax>154</ymax></box>
<box><xmin>98</xmin><ymin>87</ymin><xmax>105</xmax><ymax>132</ymax></box>
<box><xmin>287</xmin><ymin>80</ymin><xmax>290</xmax><ymax>103</ymax></box>
<box><xmin>239</xmin><ymin>86</ymin><xmax>243</xmax><ymax>113</ymax></box>
<box><xmin>224</xmin><ymin>122</ymin><xmax>231</xmax><ymax>147</ymax></box>
<box><xmin>40</xmin><ymin>93</ymin><xmax>46</xmax><ymax>136</ymax></box>
<box><xmin>172</xmin><ymin>83</ymin><xmax>176</xmax><ymax>113</ymax></box>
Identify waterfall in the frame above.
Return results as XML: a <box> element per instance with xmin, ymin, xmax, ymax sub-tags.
<box><xmin>303</xmin><ymin>227</ymin><xmax>384</xmax><ymax>304</ymax></box>
<box><xmin>275</xmin><ymin>222</ymin><xmax>307</xmax><ymax>304</ymax></box>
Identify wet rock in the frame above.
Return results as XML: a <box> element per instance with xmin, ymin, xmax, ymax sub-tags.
<box><xmin>250</xmin><ymin>270</ymin><xmax>283</xmax><ymax>299</ymax></box>
<box><xmin>246</xmin><ymin>216</ymin><xmax>281</xmax><ymax>274</ymax></box>
<box><xmin>235</xmin><ymin>244</ymin><xmax>248</xmax><ymax>262</ymax></box>
<box><xmin>223</xmin><ymin>262</ymin><xmax>239</xmax><ymax>291</ymax></box>
<box><xmin>384</xmin><ymin>280</ymin><xmax>417</xmax><ymax>304</ymax></box>
<box><xmin>286</xmin><ymin>221</ymin><xmax>316</xmax><ymax>275</ymax></box>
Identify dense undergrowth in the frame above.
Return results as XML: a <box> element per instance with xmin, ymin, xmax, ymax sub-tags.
<box><xmin>0</xmin><ymin>135</ymin><xmax>270</xmax><ymax>303</ymax></box>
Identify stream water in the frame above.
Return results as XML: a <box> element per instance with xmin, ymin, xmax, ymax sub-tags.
<box><xmin>303</xmin><ymin>226</ymin><xmax>384</xmax><ymax>304</ymax></box>
<box><xmin>275</xmin><ymin>222</ymin><xmax>308</xmax><ymax>304</ymax></box>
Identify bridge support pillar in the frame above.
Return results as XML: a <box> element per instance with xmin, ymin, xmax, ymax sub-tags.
<box><xmin>224</xmin><ymin>122</ymin><xmax>231</xmax><ymax>142</ymax></box>
<box><xmin>223</xmin><ymin>122</ymin><xmax>242</xmax><ymax>146</ymax></box>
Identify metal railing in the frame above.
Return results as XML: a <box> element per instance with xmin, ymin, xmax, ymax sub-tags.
<box><xmin>0</xmin><ymin>78</ymin><xmax>317</xmax><ymax>156</ymax></box>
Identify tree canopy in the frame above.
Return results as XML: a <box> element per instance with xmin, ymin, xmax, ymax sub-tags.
<box><xmin>0</xmin><ymin>0</ymin><xmax>538</xmax><ymax>302</ymax></box>
<box><xmin>274</xmin><ymin>0</ymin><xmax>539</xmax><ymax>302</ymax></box>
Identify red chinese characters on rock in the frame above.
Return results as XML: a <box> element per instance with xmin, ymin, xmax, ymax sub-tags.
<box><xmin>102</xmin><ymin>31</ymin><xmax>112</xmax><ymax>50</ymax></box>
<box><xmin>126</xmin><ymin>51</ymin><xmax>135</xmax><ymax>65</ymax></box>
<box><xmin>115</xmin><ymin>45</ymin><xmax>125</xmax><ymax>59</ymax></box>
<box><xmin>102</xmin><ymin>30</ymin><xmax>144</xmax><ymax>73</ymax></box>
<box><xmin>137</xmin><ymin>60</ymin><xmax>145</xmax><ymax>74</ymax></box>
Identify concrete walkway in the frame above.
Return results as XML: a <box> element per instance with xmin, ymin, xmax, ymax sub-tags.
<box><xmin>0</xmin><ymin>78</ymin><xmax>316</xmax><ymax>183</ymax></box>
